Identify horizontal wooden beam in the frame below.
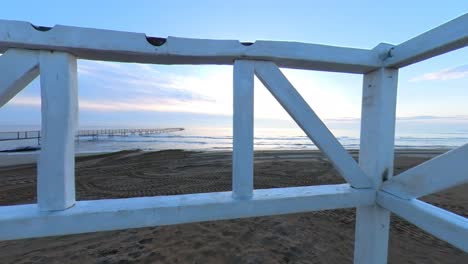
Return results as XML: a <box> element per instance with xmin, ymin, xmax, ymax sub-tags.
<box><xmin>377</xmin><ymin>191</ymin><xmax>468</xmax><ymax>252</ymax></box>
<box><xmin>0</xmin><ymin>48</ymin><xmax>39</xmax><ymax>107</ymax></box>
<box><xmin>0</xmin><ymin>184</ymin><xmax>374</xmax><ymax>240</ymax></box>
<box><xmin>384</xmin><ymin>14</ymin><xmax>468</xmax><ymax>68</ymax></box>
<box><xmin>254</xmin><ymin>61</ymin><xmax>372</xmax><ymax>188</ymax></box>
<box><xmin>382</xmin><ymin>144</ymin><xmax>468</xmax><ymax>199</ymax></box>
<box><xmin>0</xmin><ymin>19</ymin><xmax>382</xmax><ymax>73</ymax></box>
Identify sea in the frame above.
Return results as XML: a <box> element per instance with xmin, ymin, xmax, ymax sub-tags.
<box><xmin>1</xmin><ymin>123</ymin><xmax>467</xmax><ymax>153</ymax></box>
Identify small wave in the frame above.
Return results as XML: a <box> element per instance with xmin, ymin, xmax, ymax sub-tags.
<box><xmin>142</xmin><ymin>135</ymin><xmax>233</xmax><ymax>140</ymax></box>
<box><xmin>67</xmin><ymin>131</ymin><xmax>468</xmax><ymax>152</ymax></box>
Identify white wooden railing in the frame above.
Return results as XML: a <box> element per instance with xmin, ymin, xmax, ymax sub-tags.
<box><xmin>0</xmin><ymin>14</ymin><xmax>467</xmax><ymax>263</ymax></box>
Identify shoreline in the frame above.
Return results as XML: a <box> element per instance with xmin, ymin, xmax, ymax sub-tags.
<box><xmin>0</xmin><ymin>147</ymin><xmax>452</xmax><ymax>168</ymax></box>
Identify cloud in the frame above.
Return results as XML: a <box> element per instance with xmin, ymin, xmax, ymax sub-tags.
<box><xmin>8</xmin><ymin>96</ymin><xmax>41</xmax><ymax>107</ymax></box>
<box><xmin>10</xmin><ymin>95</ymin><xmax>468</xmax><ymax>127</ymax></box>
<box><xmin>9</xmin><ymin>95</ymin><xmax>231</xmax><ymax>115</ymax></box>
<box><xmin>410</xmin><ymin>65</ymin><xmax>468</xmax><ymax>82</ymax></box>
<box><xmin>10</xmin><ymin>60</ymin><xmax>233</xmax><ymax>115</ymax></box>
<box><xmin>313</xmin><ymin>115</ymin><xmax>468</xmax><ymax>123</ymax></box>
<box><xmin>76</xmin><ymin>61</ymin><xmax>362</xmax><ymax>120</ymax></box>
<box><xmin>396</xmin><ymin>115</ymin><xmax>468</xmax><ymax>122</ymax></box>
<box><xmin>77</xmin><ymin>60</ymin><xmax>214</xmax><ymax>102</ymax></box>
<box><xmin>9</xmin><ymin>60</ymin><xmax>364</xmax><ymax>120</ymax></box>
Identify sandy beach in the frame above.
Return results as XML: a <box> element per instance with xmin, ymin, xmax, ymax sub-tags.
<box><xmin>0</xmin><ymin>149</ymin><xmax>466</xmax><ymax>263</ymax></box>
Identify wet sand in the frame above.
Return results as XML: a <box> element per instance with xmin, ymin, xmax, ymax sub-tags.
<box><xmin>0</xmin><ymin>149</ymin><xmax>466</xmax><ymax>263</ymax></box>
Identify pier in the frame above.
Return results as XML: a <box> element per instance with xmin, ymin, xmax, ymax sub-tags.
<box><xmin>77</xmin><ymin>128</ymin><xmax>184</xmax><ymax>140</ymax></box>
<box><xmin>0</xmin><ymin>128</ymin><xmax>184</xmax><ymax>144</ymax></box>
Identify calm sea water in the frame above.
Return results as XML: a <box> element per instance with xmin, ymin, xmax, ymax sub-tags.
<box><xmin>1</xmin><ymin>124</ymin><xmax>467</xmax><ymax>153</ymax></box>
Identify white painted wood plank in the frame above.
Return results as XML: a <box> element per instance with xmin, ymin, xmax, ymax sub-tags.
<box><xmin>0</xmin><ymin>48</ymin><xmax>39</xmax><ymax>107</ymax></box>
<box><xmin>37</xmin><ymin>51</ymin><xmax>78</xmax><ymax>211</ymax></box>
<box><xmin>0</xmin><ymin>184</ymin><xmax>375</xmax><ymax>240</ymax></box>
<box><xmin>0</xmin><ymin>20</ymin><xmax>381</xmax><ymax>73</ymax></box>
<box><xmin>377</xmin><ymin>191</ymin><xmax>468</xmax><ymax>252</ymax></box>
<box><xmin>382</xmin><ymin>144</ymin><xmax>468</xmax><ymax>199</ymax></box>
<box><xmin>254</xmin><ymin>61</ymin><xmax>372</xmax><ymax>188</ymax></box>
<box><xmin>354</xmin><ymin>205</ymin><xmax>391</xmax><ymax>262</ymax></box>
<box><xmin>232</xmin><ymin>60</ymin><xmax>255</xmax><ymax>199</ymax></box>
<box><xmin>243</xmin><ymin>40</ymin><xmax>381</xmax><ymax>73</ymax></box>
<box><xmin>358</xmin><ymin>66</ymin><xmax>399</xmax><ymax>188</ymax></box>
<box><xmin>354</xmin><ymin>66</ymin><xmax>399</xmax><ymax>264</ymax></box>
<box><xmin>385</xmin><ymin>13</ymin><xmax>468</xmax><ymax>67</ymax></box>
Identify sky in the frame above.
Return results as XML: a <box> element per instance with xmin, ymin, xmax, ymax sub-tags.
<box><xmin>0</xmin><ymin>1</ymin><xmax>467</xmax><ymax>130</ymax></box>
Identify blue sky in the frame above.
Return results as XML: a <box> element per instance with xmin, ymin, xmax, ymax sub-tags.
<box><xmin>0</xmin><ymin>1</ymin><xmax>467</xmax><ymax>129</ymax></box>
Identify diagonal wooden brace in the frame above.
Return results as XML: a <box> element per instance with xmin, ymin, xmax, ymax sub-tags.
<box><xmin>254</xmin><ymin>61</ymin><xmax>372</xmax><ymax>188</ymax></box>
<box><xmin>0</xmin><ymin>48</ymin><xmax>39</xmax><ymax>108</ymax></box>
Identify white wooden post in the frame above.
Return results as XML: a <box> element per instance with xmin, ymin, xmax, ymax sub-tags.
<box><xmin>232</xmin><ymin>60</ymin><xmax>255</xmax><ymax>199</ymax></box>
<box><xmin>37</xmin><ymin>51</ymin><xmax>78</xmax><ymax>211</ymax></box>
<box><xmin>354</xmin><ymin>66</ymin><xmax>398</xmax><ymax>263</ymax></box>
